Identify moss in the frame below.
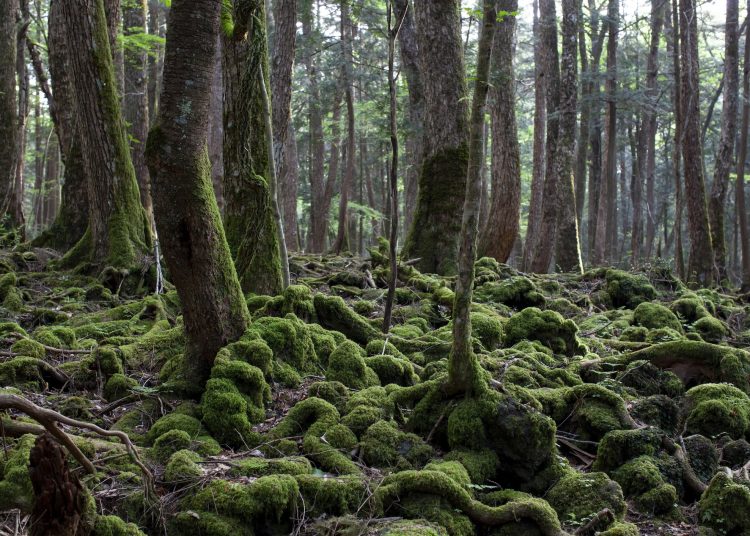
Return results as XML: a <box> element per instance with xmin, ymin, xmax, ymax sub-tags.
<box><xmin>693</xmin><ymin>316</ymin><xmax>728</xmax><ymax>343</ymax></box>
<box><xmin>618</xmin><ymin>360</ymin><xmax>684</xmax><ymax>398</ymax></box>
<box><xmin>593</xmin><ymin>429</ymin><xmax>662</xmax><ymax>472</ymax></box>
<box><xmin>0</xmin><ymin>272</ymin><xmax>16</xmax><ymax>301</ymax></box>
<box><xmin>671</xmin><ymin>295</ymin><xmax>711</xmax><ymax>322</ymax></box>
<box><xmin>0</xmin><ymin>434</ymin><xmax>34</xmax><ymax>511</ymax></box>
<box><xmin>163</xmin><ymin>449</ymin><xmax>203</xmax><ymax>484</ymax></box>
<box><xmin>610</xmin><ymin>455</ymin><xmax>676</xmax><ymax>514</ymax></box>
<box><xmin>468</xmin><ymin>312</ymin><xmax>504</xmax><ymax>350</ymax></box>
<box><xmin>169</xmin><ymin>511</ymin><xmax>252</xmax><ymax>536</ymax></box>
<box><xmin>103</xmin><ymin>373</ymin><xmax>137</xmax><ymax>401</ymax></box>
<box><xmin>474</xmin><ymin>276</ymin><xmax>544</xmax><ymax>308</ymax></box>
<box><xmin>630</xmin><ymin>395</ymin><xmax>679</xmax><ymax>432</ymax></box>
<box><xmin>95</xmin><ymin>347</ymin><xmax>124</xmax><ymax>376</ymax></box>
<box><xmin>699</xmin><ymin>472</ymin><xmax>750</xmax><ymax>534</ymax></box>
<box><xmin>313</xmin><ymin>294</ymin><xmax>379</xmax><ymax>344</ymax></box>
<box><xmin>146</xmin><ymin>413</ymin><xmax>203</xmax><ymax>445</ymax></box>
<box><xmin>245</xmin><ymin>314</ymin><xmax>316</xmax><ymax>372</ymax></box>
<box><xmin>683</xmin><ymin>435</ymin><xmax>719</xmax><ymax>483</ymax></box>
<box><xmin>721</xmin><ymin>439</ymin><xmax>750</xmax><ymax>469</ymax></box>
<box><xmin>378</xmin><ymin>519</ymin><xmax>448</xmax><ymax>536</ymax></box>
<box><xmin>503</xmin><ymin>307</ymin><xmax>583</xmax><ymax>356</ymax></box>
<box><xmin>151</xmin><ymin>429</ymin><xmax>191</xmax><ymax>462</ymax></box>
<box><xmin>201</xmin><ymin>378</ymin><xmax>260</xmax><ymax>448</ymax></box>
<box><xmin>308</xmin><ymin>323</ymin><xmax>345</xmax><ymax>365</ymax></box>
<box><xmin>633</xmin><ymin>302</ymin><xmax>683</xmax><ymax>333</ymax></box>
<box><xmin>92</xmin><ymin>515</ymin><xmax>146</xmax><ymax>536</ymax></box>
<box><xmin>443</xmin><ymin>449</ymin><xmax>499</xmax><ymax>484</ymax></box>
<box><xmin>57</xmin><ymin>395</ymin><xmax>94</xmax><ymax>420</ymax></box>
<box><xmin>280</xmin><ymin>284</ymin><xmax>316</xmax><ymax>322</ymax></box>
<box><xmin>210</xmin><ymin>358</ymin><xmax>269</xmax><ymax>417</ymax></box>
<box><xmin>545</xmin><ymin>471</ymin><xmax>626</xmax><ymax>524</ymax></box>
<box><xmin>0</xmin><ymin>357</ymin><xmax>44</xmax><ymax>388</ymax></box>
<box><xmin>360</xmin><ymin>420</ymin><xmax>433</xmax><ymax>469</ymax></box>
<box><xmin>685</xmin><ymin>383</ymin><xmax>750</xmax><ymax>439</ymax></box>
<box><xmin>619</xmin><ymin>325</ymin><xmax>648</xmax><ymax>342</ymax></box>
<box><xmin>295</xmin><ymin>474</ymin><xmax>367</xmax><ymax>517</ymax></box>
<box><xmin>325</xmin><ymin>423</ymin><xmax>358</xmax><ymax>451</ymax></box>
<box><xmin>604</xmin><ymin>269</ymin><xmax>656</xmax><ymax>308</ymax></box>
<box><xmin>308</xmin><ymin>381</ymin><xmax>350</xmax><ymax>412</ymax></box>
<box><xmin>2</xmin><ymin>286</ymin><xmax>23</xmax><ymax>311</ymax></box>
<box><xmin>366</xmin><ymin>354</ymin><xmax>417</xmax><ymax>386</ymax></box>
<box><xmin>10</xmin><ymin>338</ymin><xmax>45</xmax><ymax>359</ymax></box>
<box><xmin>599</xmin><ymin>522</ymin><xmax>640</xmax><ymax>536</ymax></box>
<box><xmin>229</xmin><ymin>456</ymin><xmax>312</xmax><ymax>478</ymax></box>
<box><xmin>326</xmin><ymin>340</ymin><xmax>379</xmax><ymax>390</ymax></box>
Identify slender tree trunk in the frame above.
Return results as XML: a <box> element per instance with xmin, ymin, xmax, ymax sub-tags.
<box><xmin>208</xmin><ymin>36</ymin><xmax>224</xmax><ymax>211</ymax></box>
<box><xmin>43</xmin><ymin>135</ymin><xmax>60</xmax><ymax>227</ymax></box>
<box><xmin>554</xmin><ymin>0</ymin><xmax>583</xmax><ymax>273</ymax></box>
<box><xmin>586</xmin><ymin>9</ymin><xmax>606</xmax><ymax>261</ymax></box>
<box><xmin>271</xmin><ymin>0</ymin><xmax>299</xmax><ymax>251</ymax></box>
<box><xmin>222</xmin><ymin>0</ymin><xmax>284</xmax><ymax>295</ymax></box>
<box><xmin>0</xmin><ymin>0</ymin><xmax>19</xmax><ymax>227</ymax></box>
<box><xmin>479</xmin><ymin>0</ymin><xmax>520</xmax><ymax>263</ymax></box>
<box><xmin>523</xmin><ymin>0</ymin><xmax>546</xmax><ymax>271</ymax></box>
<box><xmin>737</xmin><ymin>10</ymin><xmax>750</xmax><ymax>289</ymax></box>
<box><xmin>12</xmin><ymin>0</ymin><xmax>29</xmax><ymax>234</ymax></box>
<box><xmin>574</xmin><ymin>7</ymin><xmax>590</xmax><ymax>227</ymax></box>
<box><xmin>123</xmin><ymin>0</ymin><xmax>153</xmax><ymax>219</ymax></box>
<box><xmin>529</xmin><ymin>0</ymin><xmax>562</xmax><ymax>273</ymax></box>
<box><xmin>593</xmin><ymin>0</ymin><xmax>618</xmax><ymax>265</ymax></box>
<box><xmin>402</xmin><ymin>0</ymin><xmax>469</xmax><ymax>275</ymax></box>
<box><xmin>447</xmin><ymin>0</ymin><xmax>496</xmax><ymax>397</ymax></box>
<box><xmin>147</xmin><ymin>0</ymin><xmax>250</xmax><ymax>392</ymax></box>
<box><xmin>708</xmin><ymin>0</ymin><xmax>739</xmax><ymax>282</ymax></box>
<box><xmin>60</xmin><ymin>0</ymin><xmax>152</xmax><ymax>271</ymax></box>
<box><xmin>32</xmin><ymin>93</ymin><xmax>45</xmax><ymax>234</ymax></box>
<box><xmin>679</xmin><ymin>0</ymin><xmax>715</xmax><ymax>284</ymax></box>
<box><xmin>332</xmin><ymin>0</ymin><xmax>356</xmax><ymax>254</ymax></box>
<box><xmin>146</xmin><ymin>0</ymin><xmax>163</xmax><ymax>122</ymax></box>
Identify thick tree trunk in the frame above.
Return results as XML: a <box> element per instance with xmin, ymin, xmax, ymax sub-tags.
<box><xmin>59</xmin><ymin>0</ymin><xmax>151</xmax><ymax>271</ymax></box>
<box><xmin>401</xmin><ymin>0</ymin><xmax>468</xmax><ymax>275</ymax></box>
<box><xmin>586</xmin><ymin>6</ymin><xmax>606</xmax><ymax>262</ymax></box>
<box><xmin>593</xmin><ymin>0</ymin><xmax>618</xmax><ymax>265</ymax></box>
<box><xmin>479</xmin><ymin>0</ymin><xmax>520</xmax><ymax>263</ymax></box>
<box><xmin>31</xmin><ymin>0</ymin><xmax>90</xmax><ymax>252</ymax></box>
<box><xmin>271</xmin><ymin>0</ymin><xmax>299</xmax><ymax>251</ymax></box>
<box><xmin>523</xmin><ymin>0</ymin><xmax>546</xmax><ymax>271</ymax></box>
<box><xmin>11</xmin><ymin>0</ymin><xmax>29</xmax><ymax>233</ymax></box>
<box><xmin>679</xmin><ymin>0</ymin><xmax>715</xmax><ymax>284</ymax></box>
<box><xmin>104</xmin><ymin>0</ymin><xmax>124</xmax><ymax>98</ymax></box>
<box><xmin>393</xmin><ymin>0</ymin><xmax>423</xmax><ymax>236</ymax></box>
<box><xmin>147</xmin><ymin>0</ymin><xmax>250</xmax><ymax>392</ymax></box>
<box><xmin>208</xmin><ymin>36</ymin><xmax>224</xmax><ymax>211</ymax></box>
<box><xmin>146</xmin><ymin>0</ymin><xmax>163</xmax><ymax>121</ymax></box>
<box><xmin>332</xmin><ymin>0</ymin><xmax>356</xmax><ymax>254</ymax></box>
<box><xmin>738</xmin><ymin>9</ymin><xmax>750</xmax><ymax>290</ymax></box>
<box><xmin>222</xmin><ymin>0</ymin><xmax>284</xmax><ymax>295</ymax></box>
<box><xmin>448</xmin><ymin>0</ymin><xmax>496</xmax><ymax>397</ymax></box>
<box><xmin>553</xmin><ymin>0</ymin><xmax>583</xmax><ymax>273</ymax></box>
<box><xmin>123</xmin><ymin>0</ymin><xmax>153</xmax><ymax>219</ymax></box>
<box><xmin>708</xmin><ymin>0</ymin><xmax>739</xmax><ymax>282</ymax></box>
<box><xmin>0</xmin><ymin>0</ymin><xmax>19</xmax><ymax>226</ymax></box>
<box><xmin>43</xmin><ymin>135</ymin><xmax>60</xmax><ymax>227</ymax></box>
<box><xmin>529</xmin><ymin>0</ymin><xmax>561</xmax><ymax>273</ymax></box>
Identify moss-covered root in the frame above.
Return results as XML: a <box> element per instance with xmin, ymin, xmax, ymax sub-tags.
<box><xmin>375</xmin><ymin>470</ymin><xmax>564</xmax><ymax>536</ymax></box>
<box><xmin>313</xmin><ymin>294</ymin><xmax>379</xmax><ymax>344</ymax></box>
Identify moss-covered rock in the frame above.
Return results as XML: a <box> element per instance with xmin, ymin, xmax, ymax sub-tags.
<box><xmin>685</xmin><ymin>383</ymin><xmax>750</xmax><ymax>439</ymax></box>
<box><xmin>146</xmin><ymin>413</ymin><xmax>203</xmax><ymax>445</ymax></box>
<box><xmin>693</xmin><ymin>316</ymin><xmax>728</xmax><ymax>343</ymax></box>
<box><xmin>633</xmin><ymin>302</ymin><xmax>683</xmax><ymax>333</ymax></box>
<box><xmin>93</xmin><ymin>515</ymin><xmax>147</xmax><ymax>536</ymax></box>
<box><xmin>103</xmin><ymin>373</ymin><xmax>137</xmax><ymax>401</ymax></box>
<box><xmin>699</xmin><ymin>472</ymin><xmax>750</xmax><ymax>534</ymax></box>
<box><xmin>313</xmin><ymin>294</ymin><xmax>379</xmax><ymax>344</ymax></box>
<box><xmin>360</xmin><ymin>420</ymin><xmax>433</xmax><ymax>469</ymax></box>
<box><xmin>722</xmin><ymin>439</ymin><xmax>750</xmax><ymax>469</ymax></box>
<box><xmin>604</xmin><ymin>269</ymin><xmax>657</xmax><ymax>308</ymax></box>
<box><xmin>610</xmin><ymin>455</ymin><xmax>677</xmax><ymax>514</ymax></box>
<box><xmin>545</xmin><ymin>471</ymin><xmax>626</xmax><ymax>525</ymax></box>
<box><xmin>474</xmin><ymin>276</ymin><xmax>544</xmax><ymax>309</ymax></box>
<box><xmin>201</xmin><ymin>378</ymin><xmax>260</xmax><ymax>448</ymax></box>
<box><xmin>503</xmin><ymin>307</ymin><xmax>583</xmax><ymax>356</ymax></box>
<box><xmin>151</xmin><ymin>429</ymin><xmax>192</xmax><ymax>462</ymax></box>
<box><xmin>164</xmin><ymin>449</ymin><xmax>203</xmax><ymax>483</ymax></box>
<box><xmin>326</xmin><ymin>340</ymin><xmax>379</xmax><ymax>390</ymax></box>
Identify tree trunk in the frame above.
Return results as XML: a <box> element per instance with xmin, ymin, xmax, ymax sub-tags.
<box><xmin>271</xmin><ymin>0</ymin><xmax>299</xmax><ymax>251</ymax></box>
<box><xmin>393</xmin><ymin>0</ymin><xmax>423</xmax><ymax>236</ymax></box>
<box><xmin>529</xmin><ymin>0</ymin><xmax>561</xmax><ymax>273</ymax></box>
<box><xmin>523</xmin><ymin>0</ymin><xmax>546</xmax><ymax>271</ymax></box>
<box><xmin>43</xmin><ymin>135</ymin><xmax>60</xmax><ymax>227</ymax></box>
<box><xmin>401</xmin><ymin>0</ymin><xmax>468</xmax><ymax>275</ymax></box>
<box><xmin>479</xmin><ymin>0</ymin><xmax>520</xmax><ymax>263</ymax></box>
<box><xmin>123</xmin><ymin>0</ymin><xmax>153</xmax><ymax>219</ymax></box>
<box><xmin>32</xmin><ymin>93</ymin><xmax>45</xmax><ymax>234</ymax></box>
<box><xmin>104</xmin><ymin>0</ymin><xmax>124</xmax><ymax>98</ymax></box>
<box><xmin>708</xmin><ymin>0</ymin><xmax>739</xmax><ymax>282</ymax></box>
<box><xmin>447</xmin><ymin>0</ymin><xmax>497</xmax><ymax>397</ymax></box>
<box><xmin>593</xmin><ymin>0</ymin><xmax>618</xmax><ymax>265</ymax></box>
<box><xmin>11</xmin><ymin>0</ymin><xmax>29</xmax><ymax>233</ymax></box>
<box><xmin>59</xmin><ymin>0</ymin><xmax>151</xmax><ymax>272</ymax></box>
<box><xmin>147</xmin><ymin>0</ymin><xmax>250</xmax><ymax>392</ymax></box>
<box><xmin>0</xmin><ymin>0</ymin><xmax>19</xmax><ymax>227</ymax></box>
<box><xmin>737</xmin><ymin>9</ymin><xmax>750</xmax><ymax>289</ymax></box>
<box><xmin>146</xmin><ymin>0</ymin><xmax>163</xmax><ymax>121</ymax></box>
<box><xmin>667</xmin><ymin>0</ymin><xmax>685</xmax><ymax>277</ymax></box>
<box><xmin>679</xmin><ymin>0</ymin><xmax>715</xmax><ymax>284</ymax></box>
<box><xmin>332</xmin><ymin>0</ymin><xmax>356</xmax><ymax>254</ymax></box>
<box><xmin>586</xmin><ymin>4</ymin><xmax>606</xmax><ymax>262</ymax></box>
<box><xmin>208</xmin><ymin>35</ymin><xmax>224</xmax><ymax>211</ymax></box>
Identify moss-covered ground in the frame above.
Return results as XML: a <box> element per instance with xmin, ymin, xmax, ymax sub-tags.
<box><xmin>1</xmin><ymin>246</ymin><xmax>749</xmax><ymax>535</ymax></box>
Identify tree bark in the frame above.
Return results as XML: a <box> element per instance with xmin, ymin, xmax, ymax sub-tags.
<box><xmin>0</xmin><ymin>0</ymin><xmax>19</xmax><ymax>227</ymax></box>
<box><xmin>11</xmin><ymin>0</ymin><xmax>29</xmax><ymax>233</ymax></box>
<box><xmin>123</xmin><ymin>0</ymin><xmax>153</xmax><ymax>219</ymax></box>
<box><xmin>667</xmin><ymin>0</ymin><xmax>685</xmax><ymax>277</ymax></box>
<box><xmin>59</xmin><ymin>0</ymin><xmax>151</xmax><ymax>272</ymax></box>
<box><xmin>147</xmin><ymin>0</ymin><xmax>250</xmax><ymax>392</ymax></box>
<box><xmin>479</xmin><ymin>0</ymin><xmax>520</xmax><ymax>263</ymax></box>
<box><xmin>209</xmin><ymin>35</ymin><xmax>224</xmax><ymax>211</ymax></box>
<box><xmin>737</xmin><ymin>9</ymin><xmax>750</xmax><ymax>289</ymax></box>
<box><xmin>146</xmin><ymin>0</ymin><xmax>163</xmax><ymax>121</ymax></box>
<box><xmin>222</xmin><ymin>0</ymin><xmax>284</xmax><ymax>295</ymax></box>
<box><xmin>708</xmin><ymin>0</ymin><xmax>739</xmax><ymax>282</ymax></box>
<box><xmin>679</xmin><ymin>0</ymin><xmax>715</xmax><ymax>284</ymax></box>
<box><xmin>402</xmin><ymin>0</ymin><xmax>469</xmax><ymax>275</ymax></box>
<box><xmin>43</xmin><ymin>135</ymin><xmax>60</xmax><ymax>227</ymax></box>
<box><xmin>104</xmin><ymin>0</ymin><xmax>124</xmax><ymax>98</ymax></box>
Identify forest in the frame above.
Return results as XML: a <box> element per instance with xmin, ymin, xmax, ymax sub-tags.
<box><xmin>1</xmin><ymin>0</ymin><xmax>750</xmax><ymax>535</ymax></box>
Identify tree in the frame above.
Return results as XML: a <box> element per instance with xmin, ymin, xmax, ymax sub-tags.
<box><xmin>123</xmin><ymin>0</ymin><xmax>153</xmax><ymax>218</ymax></box>
<box><xmin>479</xmin><ymin>0</ymin><xmax>520</xmax><ymax>263</ymax></box>
<box><xmin>401</xmin><ymin>0</ymin><xmax>468</xmax><ymax>275</ymax></box>
<box><xmin>736</xmin><ymin>10</ymin><xmax>750</xmax><ymax>290</ymax></box>
<box><xmin>59</xmin><ymin>0</ymin><xmax>151</xmax><ymax>273</ymax></box>
<box><xmin>553</xmin><ymin>0</ymin><xmax>583</xmax><ymax>273</ymax></box>
<box><xmin>222</xmin><ymin>0</ymin><xmax>284</xmax><ymax>295</ymax></box>
<box><xmin>447</xmin><ymin>0</ymin><xmax>497</xmax><ymax>397</ymax></box>
<box><xmin>146</xmin><ymin>0</ymin><xmax>250</xmax><ymax>392</ymax></box>
<box><xmin>679</xmin><ymin>0</ymin><xmax>714</xmax><ymax>284</ymax></box>
<box><xmin>708</xmin><ymin>0</ymin><xmax>739</xmax><ymax>281</ymax></box>
<box><xmin>0</xmin><ymin>0</ymin><xmax>19</xmax><ymax>226</ymax></box>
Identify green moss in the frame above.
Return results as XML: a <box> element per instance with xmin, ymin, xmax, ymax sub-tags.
<box><xmin>593</xmin><ymin>429</ymin><xmax>662</xmax><ymax>472</ymax></box>
<box><xmin>313</xmin><ymin>294</ymin><xmax>379</xmax><ymax>344</ymax></box>
<box><xmin>0</xmin><ymin>272</ymin><xmax>16</xmax><ymax>301</ymax></box>
<box><xmin>671</xmin><ymin>295</ymin><xmax>711</xmax><ymax>322</ymax></box>
<box><xmin>360</xmin><ymin>420</ymin><xmax>433</xmax><ymax>469</ymax></box>
<box><xmin>468</xmin><ymin>312</ymin><xmax>504</xmax><ymax>350</ymax></box>
<box><xmin>443</xmin><ymin>449</ymin><xmax>498</xmax><ymax>484</ymax></box>
<box><xmin>693</xmin><ymin>316</ymin><xmax>728</xmax><ymax>343</ymax></box>
<box><xmin>604</xmin><ymin>269</ymin><xmax>656</xmax><ymax>308</ymax></box>
<box><xmin>598</xmin><ymin>522</ymin><xmax>640</xmax><ymax>536</ymax></box>
<box><xmin>10</xmin><ymin>338</ymin><xmax>45</xmax><ymax>359</ymax></box>
<box><xmin>280</xmin><ymin>284</ymin><xmax>316</xmax><ymax>321</ymax></box>
<box><xmin>618</xmin><ymin>360</ymin><xmax>684</xmax><ymax>398</ymax></box>
<box><xmin>683</xmin><ymin>434</ymin><xmax>719</xmax><ymax>483</ymax></box>
<box><xmin>699</xmin><ymin>472</ymin><xmax>750</xmax><ymax>534</ymax></box>
<box><xmin>474</xmin><ymin>276</ymin><xmax>544</xmax><ymax>308</ymax></box>
<box><xmin>245</xmin><ymin>314</ymin><xmax>317</xmax><ymax>372</ymax></box>
<box><xmin>630</xmin><ymin>395</ymin><xmax>679</xmax><ymax>432</ymax></box>
<box><xmin>308</xmin><ymin>323</ymin><xmax>345</xmax><ymax>365</ymax></box>
<box><xmin>0</xmin><ymin>434</ymin><xmax>34</xmax><ymax>511</ymax></box>
<box><xmin>146</xmin><ymin>413</ymin><xmax>203</xmax><ymax>445</ymax></box>
<box><xmin>163</xmin><ymin>449</ymin><xmax>203</xmax><ymax>484</ymax></box>
<box><xmin>211</xmin><ymin>358</ymin><xmax>269</xmax><ymax>416</ymax></box>
<box><xmin>721</xmin><ymin>439</ymin><xmax>750</xmax><ymax>468</ymax></box>
<box><xmin>0</xmin><ymin>357</ymin><xmax>44</xmax><ymax>388</ymax></box>
<box><xmin>308</xmin><ymin>381</ymin><xmax>350</xmax><ymax>412</ymax></box>
<box><xmin>366</xmin><ymin>354</ymin><xmax>417</xmax><ymax>386</ymax></box>
<box><xmin>546</xmin><ymin>471</ymin><xmax>626</xmax><ymax>524</ymax></box>
<box><xmin>58</xmin><ymin>395</ymin><xmax>94</xmax><ymax>420</ymax></box>
<box><xmin>503</xmin><ymin>307</ymin><xmax>583</xmax><ymax>356</ymax></box>
<box><xmin>96</xmin><ymin>347</ymin><xmax>124</xmax><ymax>376</ymax></box>
<box><xmin>633</xmin><ymin>302</ymin><xmax>683</xmax><ymax>333</ymax></box>
<box><xmin>2</xmin><ymin>286</ymin><xmax>23</xmax><ymax>311</ymax></box>
<box><xmin>326</xmin><ymin>340</ymin><xmax>379</xmax><ymax>390</ymax></box>
<box><xmin>686</xmin><ymin>383</ymin><xmax>750</xmax><ymax>439</ymax></box>
<box><xmin>610</xmin><ymin>455</ymin><xmax>676</xmax><ymax>514</ymax></box>
<box><xmin>295</xmin><ymin>474</ymin><xmax>367</xmax><ymax>517</ymax></box>
<box><xmin>151</xmin><ymin>429</ymin><xmax>191</xmax><ymax>462</ymax></box>
<box><xmin>201</xmin><ymin>378</ymin><xmax>260</xmax><ymax>448</ymax></box>
<box><xmin>103</xmin><ymin>373</ymin><xmax>137</xmax><ymax>401</ymax></box>
<box><xmin>229</xmin><ymin>456</ymin><xmax>312</xmax><ymax>478</ymax></box>
<box><xmin>93</xmin><ymin>515</ymin><xmax>146</xmax><ymax>536</ymax></box>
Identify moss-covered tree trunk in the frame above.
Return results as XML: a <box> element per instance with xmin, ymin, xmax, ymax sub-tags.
<box><xmin>222</xmin><ymin>0</ymin><xmax>284</xmax><ymax>295</ymax></box>
<box><xmin>31</xmin><ymin>0</ymin><xmax>90</xmax><ymax>252</ymax></box>
<box><xmin>737</xmin><ymin>16</ymin><xmax>750</xmax><ymax>290</ymax></box>
<box><xmin>447</xmin><ymin>0</ymin><xmax>496</xmax><ymax>397</ymax></box>
<box><xmin>59</xmin><ymin>0</ymin><xmax>151</xmax><ymax>271</ymax></box>
<box><xmin>123</xmin><ymin>0</ymin><xmax>153</xmax><ymax>219</ymax></box>
<box><xmin>0</xmin><ymin>0</ymin><xmax>19</xmax><ymax>227</ymax></box>
<box><xmin>479</xmin><ymin>0</ymin><xmax>520</xmax><ymax>264</ymax></box>
<box><xmin>146</xmin><ymin>0</ymin><xmax>250</xmax><ymax>392</ymax></box>
<box><xmin>401</xmin><ymin>0</ymin><xmax>468</xmax><ymax>276</ymax></box>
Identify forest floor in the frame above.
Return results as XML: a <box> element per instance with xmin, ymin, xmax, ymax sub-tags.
<box><xmin>0</xmin><ymin>243</ymin><xmax>748</xmax><ymax>535</ymax></box>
